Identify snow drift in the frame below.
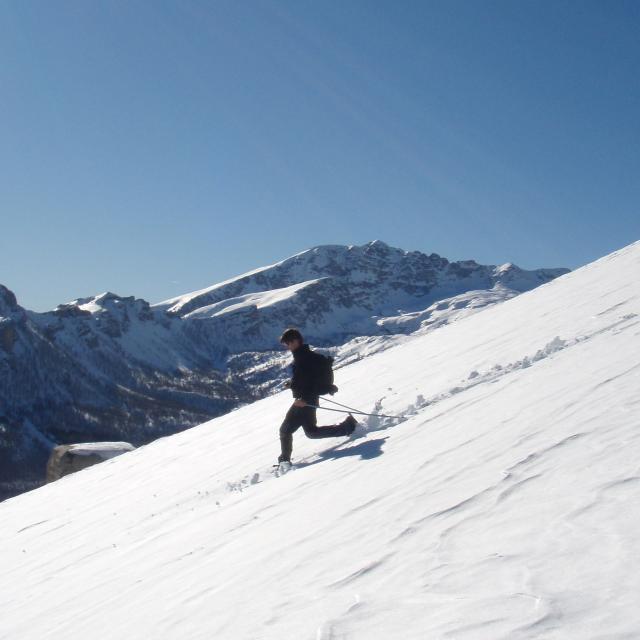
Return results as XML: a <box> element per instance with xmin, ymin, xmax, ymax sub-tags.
<box><xmin>0</xmin><ymin>241</ymin><xmax>638</xmax><ymax>639</ymax></box>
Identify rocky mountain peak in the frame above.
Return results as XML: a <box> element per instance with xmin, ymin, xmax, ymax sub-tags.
<box><xmin>155</xmin><ymin>242</ymin><xmax>568</xmax><ymax>326</ymax></box>
<box><xmin>56</xmin><ymin>292</ymin><xmax>157</xmax><ymax>324</ymax></box>
<box><xmin>0</xmin><ymin>285</ymin><xmax>19</xmax><ymax>316</ymax></box>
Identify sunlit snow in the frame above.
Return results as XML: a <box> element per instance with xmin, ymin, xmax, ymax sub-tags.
<box><xmin>1</xmin><ymin>242</ymin><xmax>638</xmax><ymax>639</ymax></box>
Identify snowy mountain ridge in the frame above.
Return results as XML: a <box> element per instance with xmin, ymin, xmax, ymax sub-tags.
<box><xmin>0</xmin><ymin>241</ymin><xmax>567</xmax><ymax>501</ymax></box>
<box><xmin>154</xmin><ymin>241</ymin><xmax>566</xmax><ymax>345</ymax></box>
<box><xmin>0</xmin><ymin>241</ymin><xmax>637</xmax><ymax>639</ymax></box>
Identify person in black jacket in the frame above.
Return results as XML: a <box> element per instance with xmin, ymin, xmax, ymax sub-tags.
<box><xmin>278</xmin><ymin>328</ymin><xmax>356</xmax><ymax>464</ymax></box>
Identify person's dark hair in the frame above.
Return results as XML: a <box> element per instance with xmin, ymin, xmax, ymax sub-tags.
<box><xmin>280</xmin><ymin>328</ymin><xmax>303</xmax><ymax>344</ymax></box>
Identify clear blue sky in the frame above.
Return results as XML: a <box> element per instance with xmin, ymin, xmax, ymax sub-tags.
<box><xmin>1</xmin><ymin>0</ymin><xmax>638</xmax><ymax>311</ymax></box>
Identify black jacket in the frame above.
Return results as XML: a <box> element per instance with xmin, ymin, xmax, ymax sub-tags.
<box><xmin>290</xmin><ymin>344</ymin><xmax>321</xmax><ymax>403</ymax></box>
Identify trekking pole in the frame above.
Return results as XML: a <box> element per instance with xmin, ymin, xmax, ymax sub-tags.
<box><xmin>309</xmin><ymin>400</ymin><xmax>408</xmax><ymax>421</ymax></box>
<box><xmin>320</xmin><ymin>396</ymin><xmax>374</xmax><ymax>415</ymax></box>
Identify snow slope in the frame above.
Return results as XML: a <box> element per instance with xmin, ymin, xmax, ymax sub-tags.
<box><xmin>1</xmin><ymin>241</ymin><xmax>638</xmax><ymax>639</ymax></box>
<box><xmin>182</xmin><ymin>278</ymin><xmax>323</xmax><ymax>319</ymax></box>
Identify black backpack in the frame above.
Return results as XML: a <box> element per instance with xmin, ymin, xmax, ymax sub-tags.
<box><xmin>312</xmin><ymin>352</ymin><xmax>338</xmax><ymax>395</ymax></box>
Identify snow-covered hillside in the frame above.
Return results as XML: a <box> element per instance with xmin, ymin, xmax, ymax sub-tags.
<box><xmin>1</xmin><ymin>241</ymin><xmax>638</xmax><ymax>639</ymax></box>
<box><xmin>0</xmin><ymin>241</ymin><xmax>566</xmax><ymax>502</ymax></box>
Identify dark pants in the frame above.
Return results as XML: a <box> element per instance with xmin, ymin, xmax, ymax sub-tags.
<box><xmin>279</xmin><ymin>399</ymin><xmax>349</xmax><ymax>462</ymax></box>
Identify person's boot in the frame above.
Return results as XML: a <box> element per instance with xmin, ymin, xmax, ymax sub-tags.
<box><xmin>275</xmin><ymin>455</ymin><xmax>293</xmax><ymax>475</ymax></box>
<box><xmin>341</xmin><ymin>414</ymin><xmax>358</xmax><ymax>435</ymax></box>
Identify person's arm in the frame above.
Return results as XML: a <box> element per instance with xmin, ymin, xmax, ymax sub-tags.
<box><xmin>284</xmin><ymin>378</ymin><xmax>305</xmax><ymax>405</ymax></box>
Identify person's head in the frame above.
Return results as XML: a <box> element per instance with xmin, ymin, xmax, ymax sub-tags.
<box><xmin>280</xmin><ymin>328</ymin><xmax>303</xmax><ymax>352</ymax></box>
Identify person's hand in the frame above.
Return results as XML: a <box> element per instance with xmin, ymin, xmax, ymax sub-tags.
<box><xmin>293</xmin><ymin>399</ymin><xmax>307</xmax><ymax>408</ymax></box>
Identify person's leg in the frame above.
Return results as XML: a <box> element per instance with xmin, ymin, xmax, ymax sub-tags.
<box><xmin>300</xmin><ymin>406</ymin><xmax>353</xmax><ymax>439</ymax></box>
<box><xmin>279</xmin><ymin>405</ymin><xmax>302</xmax><ymax>462</ymax></box>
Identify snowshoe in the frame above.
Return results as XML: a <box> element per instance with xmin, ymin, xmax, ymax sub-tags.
<box><xmin>342</xmin><ymin>414</ymin><xmax>358</xmax><ymax>435</ymax></box>
<box><xmin>273</xmin><ymin>461</ymin><xmax>293</xmax><ymax>477</ymax></box>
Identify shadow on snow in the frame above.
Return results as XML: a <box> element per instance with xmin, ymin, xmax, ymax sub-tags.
<box><xmin>298</xmin><ymin>437</ymin><xmax>388</xmax><ymax>468</ymax></box>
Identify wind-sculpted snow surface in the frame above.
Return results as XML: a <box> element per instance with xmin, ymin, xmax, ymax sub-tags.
<box><xmin>0</xmin><ymin>241</ymin><xmax>638</xmax><ymax>639</ymax></box>
<box><xmin>0</xmin><ymin>242</ymin><xmax>566</xmax><ymax>501</ymax></box>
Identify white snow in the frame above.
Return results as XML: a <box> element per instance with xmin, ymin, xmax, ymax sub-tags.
<box><xmin>65</xmin><ymin>442</ymin><xmax>135</xmax><ymax>458</ymax></box>
<box><xmin>1</xmin><ymin>241</ymin><xmax>639</xmax><ymax>639</ymax></box>
<box><xmin>377</xmin><ymin>286</ymin><xmax>521</xmax><ymax>334</ymax></box>
<box><xmin>154</xmin><ymin>248</ymin><xmax>321</xmax><ymax>314</ymax></box>
<box><xmin>183</xmin><ymin>278</ymin><xmax>325</xmax><ymax>319</ymax></box>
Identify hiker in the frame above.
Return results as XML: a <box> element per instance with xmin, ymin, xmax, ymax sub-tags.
<box><xmin>278</xmin><ymin>328</ymin><xmax>357</xmax><ymax>465</ymax></box>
